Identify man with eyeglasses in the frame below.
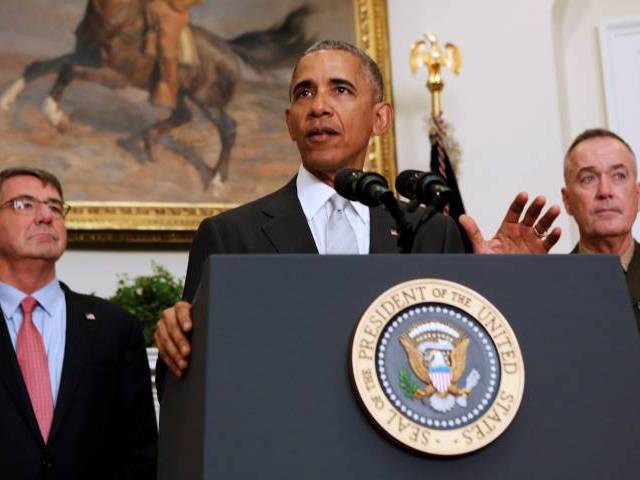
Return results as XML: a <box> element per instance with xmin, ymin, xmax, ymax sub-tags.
<box><xmin>0</xmin><ymin>167</ymin><xmax>157</xmax><ymax>479</ymax></box>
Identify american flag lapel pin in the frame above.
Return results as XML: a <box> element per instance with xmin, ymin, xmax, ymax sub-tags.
<box><xmin>85</xmin><ymin>312</ymin><xmax>96</xmax><ymax>320</ymax></box>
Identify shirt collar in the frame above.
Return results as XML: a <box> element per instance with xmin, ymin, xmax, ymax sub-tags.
<box><xmin>295</xmin><ymin>164</ymin><xmax>369</xmax><ymax>224</ymax></box>
<box><xmin>0</xmin><ymin>279</ymin><xmax>64</xmax><ymax>318</ymax></box>
<box><xmin>621</xmin><ymin>241</ymin><xmax>635</xmax><ymax>271</ymax></box>
<box><xmin>578</xmin><ymin>241</ymin><xmax>635</xmax><ymax>272</ymax></box>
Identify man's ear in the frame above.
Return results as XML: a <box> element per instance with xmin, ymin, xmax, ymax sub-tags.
<box><xmin>371</xmin><ymin>102</ymin><xmax>393</xmax><ymax>137</ymax></box>
<box><xmin>561</xmin><ymin>187</ymin><xmax>573</xmax><ymax>216</ymax></box>
<box><xmin>284</xmin><ymin>108</ymin><xmax>295</xmax><ymax>141</ymax></box>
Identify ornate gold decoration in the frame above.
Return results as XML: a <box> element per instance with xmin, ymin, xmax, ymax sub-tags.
<box><xmin>351</xmin><ymin>279</ymin><xmax>525</xmax><ymax>456</ymax></box>
<box><xmin>400</xmin><ymin>325</ymin><xmax>471</xmax><ymax>400</ymax></box>
<box><xmin>66</xmin><ymin>202</ymin><xmax>231</xmax><ymax>244</ymax></box>
<box><xmin>67</xmin><ymin>0</ymin><xmax>396</xmax><ymax>244</ymax></box>
<box><xmin>354</xmin><ymin>0</ymin><xmax>397</xmax><ymax>184</ymax></box>
<box><xmin>410</xmin><ymin>33</ymin><xmax>461</xmax><ymax>116</ymax></box>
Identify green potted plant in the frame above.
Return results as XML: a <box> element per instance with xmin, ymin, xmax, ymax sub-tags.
<box><xmin>109</xmin><ymin>262</ymin><xmax>184</xmax><ymax>368</ymax></box>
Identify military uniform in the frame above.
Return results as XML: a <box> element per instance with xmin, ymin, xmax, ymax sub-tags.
<box><xmin>572</xmin><ymin>240</ymin><xmax>640</xmax><ymax>331</ymax></box>
<box><xmin>626</xmin><ymin>241</ymin><xmax>640</xmax><ymax>330</ymax></box>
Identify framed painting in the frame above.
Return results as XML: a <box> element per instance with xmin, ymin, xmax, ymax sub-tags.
<box><xmin>0</xmin><ymin>0</ymin><xmax>395</xmax><ymax>244</ymax></box>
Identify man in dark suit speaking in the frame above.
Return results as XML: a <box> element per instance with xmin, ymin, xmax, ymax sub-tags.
<box><xmin>0</xmin><ymin>167</ymin><xmax>157</xmax><ymax>479</ymax></box>
<box><xmin>155</xmin><ymin>40</ymin><xmax>562</xmax><ymax>381</ymax></box>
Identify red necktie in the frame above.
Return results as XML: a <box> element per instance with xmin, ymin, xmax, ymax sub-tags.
<box><xmin>16</xmin><ymin>296</ymin><xmax>54</xmax><ymax>442</ymax></box>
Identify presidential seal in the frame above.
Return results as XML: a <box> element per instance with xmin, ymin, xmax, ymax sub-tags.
<box><xmin>350</xmin><ymin>279</ymin><xmax>524</xmax><ymax>455</ymax></box>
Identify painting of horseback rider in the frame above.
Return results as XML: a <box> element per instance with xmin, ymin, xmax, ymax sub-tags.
<box><xmin>0</xmin><ymin>1</ymin><xmax>357</xmax><ymax>207</ymax></box>
<box><xmin>144</xmin><ymin>0</ymin><xmax>202</xmax><ymax>109</ymax></box>
<box><xmin>77</xmin><ymin>0</ymin><xmax>205</xmax><ymax>109</ymax></box>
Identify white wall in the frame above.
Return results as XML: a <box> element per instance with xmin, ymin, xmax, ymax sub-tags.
<box><xmin>59</xmin><ymin>0</ymin><xmax>640</xmax><ymax>296</ymax></box>
<box><xmin>555</xmin><ymin>0</ymin><xmax>640</xmax><ymax>239</ymax></box>
<box><xmin>57</xmin><ymin>250</ymin><xmax>189</xmax><ymax>298</ymax></box>
<box><xmin>557</xmin><ymin>0</ymin><xmax>640</xmax><ymax>142</ymax></box>
<box><xmin>390</xmin><ymin>0</ymin><xmax>568</xmax><ymax>249</ymax></box>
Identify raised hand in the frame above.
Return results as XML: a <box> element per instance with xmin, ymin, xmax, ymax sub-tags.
<box><xmin>459</xmin><ymin>192</ymin><xmax>562</xmax><ymax>254</ymax></box>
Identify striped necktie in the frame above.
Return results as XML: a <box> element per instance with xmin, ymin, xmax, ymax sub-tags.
<box><xmin>16</xmin><ymin>296</ymin><xmax>54</xmax><ymax>442</ymax></box>
<box><xmin>326</xmin><ymin>194</ymin><xmax>358</xmax><ymax>254</ymax></box>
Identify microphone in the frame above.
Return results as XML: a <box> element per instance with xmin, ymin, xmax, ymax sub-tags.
<box><xmin>334</xmin><ymin>169</ymin><xmax>391</xmax><ymax>207</ymax></box>
<box><xmin>395</xmin><ymin>170</ymin><xmax>452</xmax><ymax>212</ymax></box>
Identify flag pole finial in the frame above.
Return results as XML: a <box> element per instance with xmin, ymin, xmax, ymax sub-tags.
<box><xmin>410</xmin><ymin>33</ymin><xmax>461</xmax><ymax>117</ymax></box>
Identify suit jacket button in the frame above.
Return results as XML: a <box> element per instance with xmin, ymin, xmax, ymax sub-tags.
<box><xmin>42</xmin><ymin>457</ymin><xmax>54</xmax><ymax>469</ymax></box>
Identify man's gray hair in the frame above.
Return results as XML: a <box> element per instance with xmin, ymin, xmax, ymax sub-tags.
<box><xmin>563</xmin><ymin>128</ymin><xmax>637</xmax><ymax>181</ymax></box>
<box><xmin>0</xmin><ymin>167</ymin><xmax>64</xmax><ymax>200</ymax></box>
<box><xmin>290</xmin><ymin>39</ymin><xmax>384</xmax><ymax>102</ymax></box>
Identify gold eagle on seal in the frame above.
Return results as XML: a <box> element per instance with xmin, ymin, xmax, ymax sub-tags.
<box><xmin>399</xmin><ymin>321</ymin><xmax>479</xmax><ymax>413</ymax></box>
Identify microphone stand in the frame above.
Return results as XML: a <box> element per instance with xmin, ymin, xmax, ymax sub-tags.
<box><xmin>345</xmin><ymin>173</ymin><xmax>449</xmax><ymax>253</ymax></box>
<box><xmin>378</xmin><ymin>191</ymin><xmax>416</xmax><ymax>253</ymax></box>
<box><xmin>381</xmin><ymin>192</ymin><xmax>449</xmax><ymax>253</ymax></box>
<box><xmin>409</xmin><ymin>192</ymin><xmax>450</xmax><ymax>252</ymax></box>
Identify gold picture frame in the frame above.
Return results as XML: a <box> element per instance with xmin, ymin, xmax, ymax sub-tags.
<box><xmin>13</xmin><ymin>1</ymin><xmax>396</xmax><ymax>245</ymax></box>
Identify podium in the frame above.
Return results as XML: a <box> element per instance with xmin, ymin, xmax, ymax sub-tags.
<box><xmin>159</xmin><ymin>254</ymin><xmax>639</xmax><ymax>479</ymax></box>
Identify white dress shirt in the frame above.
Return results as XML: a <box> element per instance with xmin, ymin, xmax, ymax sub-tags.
<box><xmin>296</xmin><ymin>164</ymin><xmax>370</xmax><ymax>254</ymax></box>
<box><xmin>0</xmin><ymin>279</ymin><xmax>67</xmax><ymax>404</ymax></box>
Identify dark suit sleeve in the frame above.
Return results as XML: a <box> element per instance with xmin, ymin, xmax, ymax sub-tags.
<box><xmin>442</xmin><ymin>215</ymin><xmax>465</xmax><ymax>253</ymax></box>
<box><xmin>116</xmin><ymin>310</ymin><xmax>158</xmax><ymax>479</ymax></box>
<box><xmin>157</xmin><ymin>218</ymin><xmax>225</xmax><ymax>398</ymax></box>
<box><xmin>412</xmin><ymin>213</ymin><xmax>465</xmax><ymax>253</ymax></box>
<box><xmin>183</xmin><ymin>218</ymin><xmax>226</xmax><ymax>303</ymax></box>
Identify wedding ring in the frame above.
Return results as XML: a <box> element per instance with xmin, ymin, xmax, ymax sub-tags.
<box><xmin>532</xmin><ymin>225</ymin><xmax>546</xmax><ymax>239</ymax></box>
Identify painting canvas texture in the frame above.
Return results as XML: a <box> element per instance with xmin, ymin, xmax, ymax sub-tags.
<box><xmin>0</xmin><ymin>0</ymin><xmax>354</xmax><ymax>206</ymax></box>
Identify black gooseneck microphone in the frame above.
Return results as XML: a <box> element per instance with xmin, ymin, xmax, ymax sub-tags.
<box><xmin>395</xmin><ymin>169</ymin><xmax>452</xmax><ymax>212</ymax></box>
<box><xmin>335</xmin><ymin>169</ymin><xmax>414</xmax><ymax>251</ymax></box>
<box><xmin>334</xmin><ymin>169</ymin><xmax>390</xmax><ymax>207</ymax></box>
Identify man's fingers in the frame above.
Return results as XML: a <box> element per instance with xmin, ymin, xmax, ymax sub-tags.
<box><xmin>164</xmin><ymin>305</ymin><xmax>192</xmax><ymax>357</ymax></box>
<box><xmin>155</xmin><ymin>322</ymin><xmax>185</xmax><ymax>376</ymax></box>
<box><xmin>520</xmin><ymin>196</ymin><xmax>545</xmax><ymax>227</ymax></box>
<box><xmin>175</xmin><ymin>301</ymin><xmax>193</xmax><ymax>332</ymax></box>
<box><xmin>156</xmin><ymin>321</ymin><xmax>184</xmax><ymax>367</ymax></box>
<box><xmin>459</xmin><ymin>214</ymin><xmax>485</xmax><ymax>252</ymax></box>
<box><xmin>503</xmin><ymin>192</ymin><xmax>529</xmax><ymax>224</ymax></box>
<box><xmin>158</xmin><ymin>348</ymin><xmax>182</xmax><ymax>378</ymax></box>
<box><xmin>542</xmin><ymin>227</ymin><xmax>562</xmax><ymax>251</ymax></box>
<box><xmin>533</xmin><ymin>204</ymin><xmax>561</xmax><ymax>234</ymax></box>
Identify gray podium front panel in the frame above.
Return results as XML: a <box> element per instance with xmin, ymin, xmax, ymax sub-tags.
<box><xmin>159</xmin><ymin>255</ymin><xmax>639</xmax><ymax>479</ymax></box>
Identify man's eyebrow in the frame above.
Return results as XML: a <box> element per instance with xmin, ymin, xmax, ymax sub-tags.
<box><xmin>13</xmin><ymin>194</ymin><xmax>63</xmax><ymax>202</ymax></box>
<box><xmin>575</xmin><ymin>163</ymin><xmax>629</xmax><ymax>175</ymax></box>
<box><xmin>609</xmin><ymin>163</ymin><xmax>630</xmax><ymax>171</ymax></box>
<box><xmin>289</xmin><ymin>78</ymin><xmax>359</xmax><ymax>99</ymax></box>
<box><xmin>329</xmin><ymin>78</ymin><xmax>357</xmax><ymax>91</ymax></box>
<box><xmin>290</xmin><ymin>80</ymin><xmax>315</xmax><ymax>97</ymax></box>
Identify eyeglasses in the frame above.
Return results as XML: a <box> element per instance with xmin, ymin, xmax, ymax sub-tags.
<box><xmin>0</xmin><ymin>195</ymin><xmax>71</xmax><ymax>218</ymax></box>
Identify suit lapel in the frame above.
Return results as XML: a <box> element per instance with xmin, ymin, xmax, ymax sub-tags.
<box><xmin>48</xmin><ymin>286</ymin><xmax>92</xmax><ymax>442</ymax></box>
<box><xmin>259</xmin><ymin>176</ymin><xmax>399</xmax><ymax>253</ymax></box>
<box><xmin>0</xmin><ymin>308</ymin><xmax>42</xmax><ymax>442</ymax></box>
<box><xmin>370</xmin><ymin>204</ymin><xmax>399</xmax><ymax>253</ymax></box>
<box><xmin>626</xmin><ymin>241</ymin><xmax>640</xmax><ymax>304</ymax></box>
<box><xmin>261</xmin><ymin>177</ymin><xmax>318</xmax><ymax>253</ymax></box>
